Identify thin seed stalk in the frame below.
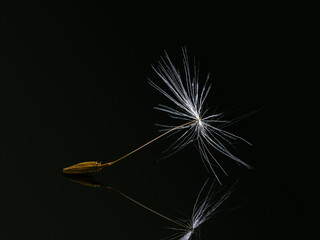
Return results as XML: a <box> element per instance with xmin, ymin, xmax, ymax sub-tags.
<box><xmin>63</xmin><ymin>120</ymin><xmax>196</xmax><ymax>174</ymax></box>
<box><xmin>63</xmin><ymin>173</ymin><xmax>190</xmax><ymax>229</ymax></box>
<box><xmin>108</xmin><ymin>186</ymin><xmax>189</xmax><ymax>229</ymax></box>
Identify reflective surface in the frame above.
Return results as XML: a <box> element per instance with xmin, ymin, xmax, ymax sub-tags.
<box><xmin>1</xmin><ymin>1</ymin><xmax>302</xmax><ymax>239</ymax></box>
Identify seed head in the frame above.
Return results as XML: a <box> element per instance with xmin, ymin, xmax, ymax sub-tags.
<box><xmin>150</xmin><ymin>47</ymin><xmax>252</xmax><ymax>183</ymax></box>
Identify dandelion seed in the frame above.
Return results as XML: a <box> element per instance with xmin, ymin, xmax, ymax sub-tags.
<box><xmin>150</xmin><ymin>47</ymin><xmax>252</xmax><ymax>183</ymax></box>
<box><xmin>63</xmin><ymin>174</ymin><xmax>236</xmax><ymax>240</ymax></box>
<box><xmin>63</xmin><ymin>48</ymin><xmax>252</xmax><ymax>181</ymax></box>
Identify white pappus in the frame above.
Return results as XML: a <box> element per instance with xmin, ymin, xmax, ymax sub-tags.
<box><xmin>163</xmin><ymin>179</ymin><xmax>236</xmax><ymax>240</ymax></box>
<box><xmin>150</xmin><ymin>47</ymin><xmax>252</xmax><ymax>183</ymax></box>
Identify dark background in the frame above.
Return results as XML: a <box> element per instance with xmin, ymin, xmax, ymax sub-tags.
<box><xmin>1</xmin><ymin>1</ymin><xmax>303</xmax><ymax>239</ymax></box>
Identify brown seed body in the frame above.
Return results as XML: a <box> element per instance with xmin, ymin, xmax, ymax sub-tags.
<box><xmin>62</xmin><ymin>161</ymin><xmax>109</xmax><ymax>174</ymax></box>
<box><xmin>62</xmin><ymin>173</ymin><xmax>103</xmax><ymax>188</ymax></box>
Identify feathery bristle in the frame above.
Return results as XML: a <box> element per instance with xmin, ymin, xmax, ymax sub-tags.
<box><xmin>150</xmin><ymin>47</ymin><xmax>252</xmax><ymax>182</ymax></box>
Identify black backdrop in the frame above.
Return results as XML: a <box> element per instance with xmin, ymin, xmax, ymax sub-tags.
<box><xmin>1</xmin><ymin>1</ymin><xmax>303</xmax><ymax>239</ymax></box>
